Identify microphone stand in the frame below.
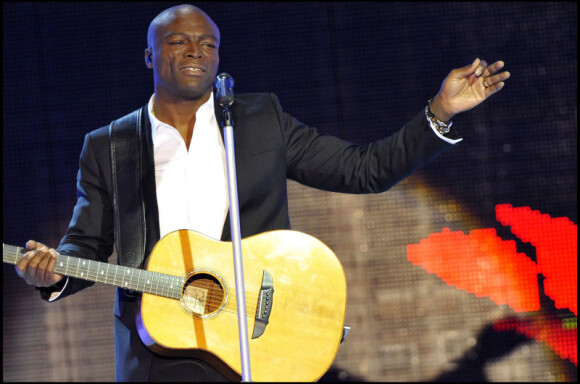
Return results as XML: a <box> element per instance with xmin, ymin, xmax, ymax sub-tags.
<box><xmin>218</xmin><ymin>76</ymin><xmax>252</xmax><ymax>382</ymax></box>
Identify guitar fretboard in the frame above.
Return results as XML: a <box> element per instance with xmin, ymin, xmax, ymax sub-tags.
<box><xmin>3</xmin><ymin>244</ymin><xmax>182</xmax><ymax>300</ymax></box>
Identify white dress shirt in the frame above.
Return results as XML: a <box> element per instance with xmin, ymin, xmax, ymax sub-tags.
<box><xmin>148</xmin><ymin>93</ymin><xmax>229</xmax><ymax>241</ymax></box>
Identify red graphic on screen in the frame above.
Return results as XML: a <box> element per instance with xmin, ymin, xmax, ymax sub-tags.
<box><xmin>407</xmin><ymin>204</ymin><xmax>577</xmax><ymax>365</ymax></box>
<box><xmin>407</xmin><ymin>227</ymin><xmax>540</xmax><ymax>312</ymax></box>
<box><xmin>495</xmin><ymin>204</ymin><xmax>577</xmax><ymax>316</ymax></box>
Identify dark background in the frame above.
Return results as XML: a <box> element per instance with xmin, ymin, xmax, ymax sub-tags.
<box><xmin>3</xmin><ymin>2</ymin><xmax>577</xmax><ymax>244</ymax></box>
<box><xmin>3</xmin><ymin>2</ymin><xmax>576</xmax><ymax>382</ymax></box>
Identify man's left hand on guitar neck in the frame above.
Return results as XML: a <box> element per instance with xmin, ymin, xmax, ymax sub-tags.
<box><xmin>15</xmin><ymin>240</ymin><xmax>64</xmax><ymax>288</ymax></box>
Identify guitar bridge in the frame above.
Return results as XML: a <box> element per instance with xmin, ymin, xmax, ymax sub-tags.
<box><xmin>252</xmin><ymin>270</ymin><xmax>273</xmax><ymax>339</ymax></box>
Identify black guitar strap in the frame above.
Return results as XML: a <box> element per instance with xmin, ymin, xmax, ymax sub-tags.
<box><xmin>109</xmin><ymin>108</ymin><xmax>146</xmax><ymax>269</ymax></box>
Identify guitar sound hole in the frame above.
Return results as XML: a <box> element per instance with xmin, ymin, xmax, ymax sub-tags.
<box><xmin>181</xmin><ymin>272</ymin><xmax>225</xmax><ymax>317</ymax></box>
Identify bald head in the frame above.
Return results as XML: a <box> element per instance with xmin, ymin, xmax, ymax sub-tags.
<box><xmin>147</xmin><ymin>4</ymin><xmax>220</xmax><ymax>49</ymax></box>
<box><xmin>144</xmin><ymin>3</ymin><xmax>220</xmax><ymax>103</ymax></box>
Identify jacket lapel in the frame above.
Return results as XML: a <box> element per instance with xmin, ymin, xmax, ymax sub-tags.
<box><xmin>140</xmin><ymin>108</ymin><xmax>161</xmax><ymax>255</ymax></box>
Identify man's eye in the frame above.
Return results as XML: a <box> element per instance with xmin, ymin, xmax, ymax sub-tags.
<box><xmin>169</xmin><ymin>41</ymin><xmax>185</xmax><ymax>45</ymax></box>
<box><xmin>203</xmin><ymin>43</ymin><xmax>217</xmax><ymax>48</ymax></box>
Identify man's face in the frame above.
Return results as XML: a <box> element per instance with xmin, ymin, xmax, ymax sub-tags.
<box><xmin>149</xmin><ymin>10</ymin><xmax>220</xmax><ymax>101</ymax></box>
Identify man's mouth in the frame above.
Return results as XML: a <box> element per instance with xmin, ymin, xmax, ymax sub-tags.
<box><xmin>180</xmin><ymin>65</ymin><xmax>205</xmax><ymax>73</ymax></box>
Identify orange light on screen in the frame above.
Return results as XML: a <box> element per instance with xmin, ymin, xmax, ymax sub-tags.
<box><xmin>407</xmin><ymin>227</ymin><xmax>540</xmax><ymax>312</ymax></box>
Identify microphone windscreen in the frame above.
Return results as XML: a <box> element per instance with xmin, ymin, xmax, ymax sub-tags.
<box><xmin>215</xmin><ymin>73</ymin><xmax>234</xmax><ymax>107</ymax></box>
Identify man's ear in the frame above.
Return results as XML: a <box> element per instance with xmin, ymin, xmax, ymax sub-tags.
<box><xmin>145</xmin><ymin>47</ymin><xmax>153</xmax><ymax>68</ymax></box>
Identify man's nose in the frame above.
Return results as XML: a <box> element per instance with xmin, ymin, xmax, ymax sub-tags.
<box><xmin>185</xmin><ymin>43</ymin><xmax>202</xmax><ymax>58</ymax></box>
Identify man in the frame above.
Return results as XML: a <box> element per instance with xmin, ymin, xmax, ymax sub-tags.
<box><xmin>15</xmin><ymin>4</ymin><xmax>510</xmax><ymax>382</ymax></box>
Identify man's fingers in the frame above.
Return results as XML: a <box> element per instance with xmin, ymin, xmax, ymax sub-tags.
<box><xmin>484</xmin><ymin>61</ymin><xmax>505</xmax><ymax>77</ymax></box>
<box><xmin>482</xmin><ymin>70</ymin><xmax>511</xmax><ymax>94</ymax></box>
<box><xmin>22</xmin><ymin>250</ymin><xmax>43</xmax><ymax>285</ymax></box>
<box><xmin>487</xmin><ymin>81</ymin><xmax>506</xmax><ymax>94</ymax></box>
<box><xmin>474</xmin><ymin>60</ymin><xmax>488</xmax><ymax>77</ymax></box>
<box><xmin>28</xmin><ymin>247</ymin><xmax>48</xmax><ymax>268</ymax></box>
<box><xmin>448</xmin><ymin>58</ymin><xmax>506</xmax><ymax>82</ymax></box>
<box><xmin>456</xmin><ymin>58</ymin><xmax>488</xmax><ymax>86</ymax></box>
<box><xmin>15</xmin><ymin>243</ymin><xmax>60</xmax><ymax>287</ymax></box>
<box><xmin>41</xmin><ymin>249</ymin><xmax>60</xmax><ymax>285</ymax></box>
<box><xmin>458</xmin><ymin>58</ymin><xmax>481</xmax><ymax>76</ymax></box>
<box><xmin>15</xmin><ymin>249</ymin><xmax>35</xmax><ymax>277</ymax></box>
<box><xmin>46</xmin><ymin>252</ymin><xmax>59</xmax><ymax>284</ymax></box>
<box><xmin>15</xmin><ymin>265</ymin><xmax>25</xmax><ymax>278</ymax></box>
<box><xmin>488</xmin><ymin>71</ymin><xmax>511</xmax><ymax>87</ymax></box>
<box><xmin>34</xmin><ymin>251</ymin><xmax>53</xmax><ymax>284</ymax></box>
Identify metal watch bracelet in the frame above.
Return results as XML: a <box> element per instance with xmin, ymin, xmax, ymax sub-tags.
<box><xmin>425</xmin><ymin>100</ymin><xmax>452</xmax><ymax>135</ymax></box>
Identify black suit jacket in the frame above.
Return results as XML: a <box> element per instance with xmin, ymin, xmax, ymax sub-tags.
<box><xmin>41</xmin><ymin>93</ymin><xmax>456</xmax><ymax>380</ymax></box>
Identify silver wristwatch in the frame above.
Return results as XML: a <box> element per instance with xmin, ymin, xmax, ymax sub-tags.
<box><xmin>425</xmin><ymin>100</ymin><xmax>452</xmax><ymax>135</ymax></box>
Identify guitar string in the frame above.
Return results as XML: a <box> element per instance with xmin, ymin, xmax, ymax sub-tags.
<box><xmin>5</xmin><ymin>249</ymin><xmax>258</xmax><ymax>317</ymax></box>
<box><xmin>23</xmin><ymin>249</ymin><xmax>261</xmax><ymax>299</ymax></box>
<box><xmin>55</xmin><ymin>257</ymin><xmax>263</xmax><ymax>315</ymax></box>
<box><xmin>5</xmin><ymin>250</ymin><xmax>271</xmax><ymax>320</ymax></box>
<box><xmin>5</xmin><ymin>247</ymin><xmax>265</xmax><ymax>316</ymax></box>
<box><xmin>84</xmin><ymin>268</ymin><xmax>262</xmax><ymax>308</ymax></box>
<box><xmin>9</xmin><ymin>248</ymin><xmax>261</xmax><ymax>295</ymax></box>
<box><xmin>57</xmin><ymin>261</ymin><xmax>262</xmax><ymax>316</ymax></box>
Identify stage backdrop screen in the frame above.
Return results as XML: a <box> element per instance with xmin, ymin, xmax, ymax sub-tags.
<box><xmin>3</xmin><ymin>2</ymin><xmax>576</xmax><ymax>382</ymax></box>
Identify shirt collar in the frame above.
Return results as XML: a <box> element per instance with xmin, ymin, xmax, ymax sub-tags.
<box><xmin>148</xmin><ymin>92</ymin><xmax>215</xmax><ymax>143</ymax></box>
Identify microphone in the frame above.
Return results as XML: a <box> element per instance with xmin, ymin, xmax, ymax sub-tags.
<box><xmin>214</xmin><ymin>72</ymin><xmax>234</xmax><ymax>107</ymax></box>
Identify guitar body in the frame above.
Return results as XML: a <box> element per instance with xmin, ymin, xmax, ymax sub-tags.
<box><xmin>137</xmin><ymin>229</ymin><xmax>347</xmax><ymax>382</ymax></box>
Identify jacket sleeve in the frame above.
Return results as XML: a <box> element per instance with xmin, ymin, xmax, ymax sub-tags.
<box><xmin>272</xmin><ymin>94</ymin><xmax>457</xmax><ymax>194</ymax></box>
<box><xmin>38</xmin><ymin>128</ymin><xmax>115</xmax><ymax>302</ymax></box>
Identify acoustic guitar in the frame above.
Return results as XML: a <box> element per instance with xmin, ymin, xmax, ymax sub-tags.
<box><xmin>3</xmin><ymin>229</ymin><xmax>347</xmax><ymax>382</ymax></box>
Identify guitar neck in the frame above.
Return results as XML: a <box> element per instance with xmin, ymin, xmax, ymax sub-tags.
<box><xmin>3</xmin><ymin>244</ymin><xmax>181</xmax><ymax>300</ymax></box>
